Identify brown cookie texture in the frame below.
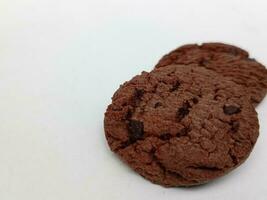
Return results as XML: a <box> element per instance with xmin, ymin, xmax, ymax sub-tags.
<box><xmin>155</xmin><ymin>43</ymin><xmax>267</xmax><ymax>105</ymax></box>
<box><xmin>104</xmin><ymin>65</ymin><xmax>259</xmax><ymax>187</ymax></box>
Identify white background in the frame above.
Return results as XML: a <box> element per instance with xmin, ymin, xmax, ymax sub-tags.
<box><xmin>0</xmin><ymin>0</ymin><xmax>266</xmax><ymax>199</ymax></box>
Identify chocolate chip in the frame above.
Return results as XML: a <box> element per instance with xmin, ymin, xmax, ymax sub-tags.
<box><xmin>176</xmin><ymin>101</ymin><xmax>191</xmax><ymax>121</ymax></box>
<box><xmin>159</xmin><ymin>133</ymin><xmax>171</xmax><ymax>140</ymax></box>
<box><xmin>229</xmin><ymin>48</ymin><xmax>239</xmax><ymax>56</ymax></box>
<box><xmin>125</xmin><ymin>109</ymin><xmax>132</xmax><ymax>119</ymax></box>
<box><xmin>230</xmin><ymin>121</ymin><xmax>240</xmax><ymax>132</ymax></box>
<box><xmin>199</xmin><ymin>58</ymin><xmax>209</xmax><ymax>66</ymax></box>
<box><xmin>229</xmin><ymin>150</ymin><xmax>239</xmax><ymax>165</ymax></box>
<box><xmin>170</xmin><ymin>81</ymin><xmax>180</xmax><ymax>92</ymax></box>
<box><xmin>247</xmin><ymin>58</ymin><xmax>256</xmax><ymax>62</ymax></box>
<box><xmin>131</xmin><ymin>88</ymin><xmax>145</xmax><ymax>106</ymax></box>
<box><xmin>192</xmin><ymin>97</ymin><xmax>199</xmax><ymax>104</ymax></box>
<box><xmin>134</xmin><ymin>88</ymin><xmax>144</xmax><ymax>100</ymax></box>
<box><xmin>128</xmin><ymin>120</ymin><xmax>144</xmax><ymax>142</ymax></box>
<box><xmin>223</xmin><ymin>105</ymin><xmax>241</xmax><ymax>115</ymax></box>
<box><xmin>176</xmin><ymin>126</ymin><xmax>190</xmax><ymax>137</ymax></box>
<box><xmin>190</xmin><ymin>166</ymin><xmax>221</xmax><ymax>172</ymax></box>
<box><xmin>120</xmin><ymin>140</ymin><xmax>132</xmax><ymax>149</ymax></box>
<box><xmin>231</xmin><ymin>155</ymin><xmax>238</xmax><ymax>165</ymax></box>
<box><xmin>154</xmin><ymin>102</ymin><xmax>162</xmax><ymax>108</ymax></box>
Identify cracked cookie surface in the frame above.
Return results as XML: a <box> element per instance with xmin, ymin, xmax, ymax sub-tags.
<box><xmin>155</xmin><ymin>43</ymin><xmax>267</xmax><ymax>105</ymax></box>
<box><xmin>104</xmin><ymin>65</ymin><xmax>259</xmax><ymax>187</ymax></box>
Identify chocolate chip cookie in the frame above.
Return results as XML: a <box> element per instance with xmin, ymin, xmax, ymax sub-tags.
<box><xmin>155</xmin><ymin>43</ymin><xmax>267</xmax><ymax>105</ymax></box>
<box><xmin>104</xmin><ymin>65</ymin><xmax>259</xmax><ymax>187</ymax></box>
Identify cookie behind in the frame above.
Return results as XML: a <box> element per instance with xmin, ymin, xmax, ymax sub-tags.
<box><xmin>155</xmin><ymin>43</ymin><xmax>267</xmax><ymax>106</ymax></box>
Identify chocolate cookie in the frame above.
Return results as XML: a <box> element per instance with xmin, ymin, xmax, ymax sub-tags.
<box><xmin>104</xmin><ymin>65</ymin><xmax>259</xmax><ymax>187</ymax></box>
<box><xmin>155</xmin><ymin>43</ymin><xmax>267</xmax><ymax>105</ymax></box>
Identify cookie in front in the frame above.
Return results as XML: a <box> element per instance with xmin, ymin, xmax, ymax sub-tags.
<box><xmin>104</xmin><ymin>65</ymin><xmax>259</xmax><ymax>187</ymax></box>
